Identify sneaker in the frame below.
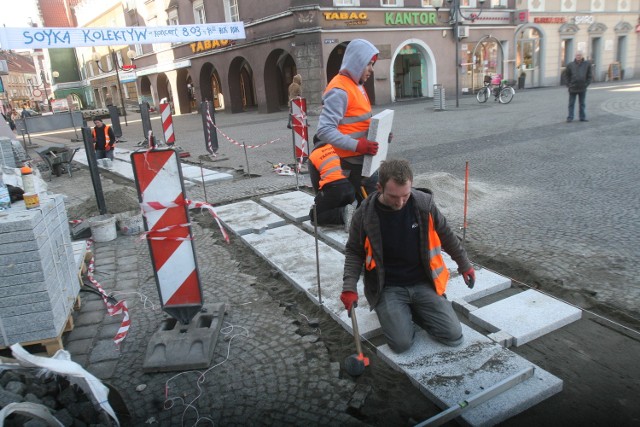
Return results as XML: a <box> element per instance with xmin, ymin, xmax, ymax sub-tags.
<box><xmin>566</xmin><ymin>118</ymin><xmax>573</xmax><ymax>122</ymax></box>
<box><xmin>343</xmin><ymin>202</ymin><xmax>356</xmax><ymax>233</ymax></box>
<box><xmin>580</xmin><ymin>118</ymin><xmax>589</xmax><ymax>122</ymax></box>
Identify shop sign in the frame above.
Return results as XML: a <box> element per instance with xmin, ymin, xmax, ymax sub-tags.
<box><xmin>190</xmin><ymin>39</ymin><xmax>232</xmax><ymax>53</ymax></box>
<box><xmin>533</xmin><ymin>17</ymin><xmax>566</xmax><ymax>24</ymax></box>
<box><xmin>385</xmin><ymin>12</ymin><xmax>437</xmax><ymax>26</ymax></box>
<box><xmin>324</xmin><ymin>38</ymin><xmax>339</xmax><ymax>44</ymax></box>
<box><xmin>469</xmin><ymin>11</ymin><xmax>511</xmax><ymax>24</ymax></box>
<box><xmin>323</xmin><ymin>12</ymin><xmax>368</xmax><ymax>20</ymax></box>
<box><xmin>517</xmin><ymin>11</ymin><xmax>529</xmax><ymax>24</ymax></box>
<box><xmin>574</xmin><ymin>15</ymin><xmax>594</xmax><ymax>25</ymax></box>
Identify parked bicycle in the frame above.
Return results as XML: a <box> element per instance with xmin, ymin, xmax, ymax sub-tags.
<box><xmin>476</xmin><ymin>75</ymin><xmax>515</xmax><ymax>104</ymax></box>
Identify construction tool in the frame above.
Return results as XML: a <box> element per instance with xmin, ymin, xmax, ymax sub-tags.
<box><xmin>344</xmin><ymin>302</ymin><xmax>369</xmax><ymax>376</ymax></box>
<box><xmin>312</xmin><ymin>204</ymin><xmax>322</xmax><ymax>304</ymax></box>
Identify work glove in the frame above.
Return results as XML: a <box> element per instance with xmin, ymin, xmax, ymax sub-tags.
<box><xmin>340</xmin><ymin>291</ymin><xmax>358</xmax><ymax>311</ymax></box>
<box><xmin>461</xmin><ymin>267</ymin><xmax>476</xmax><ymax>289</ymax></box>
<box><xmin>355</xmin><ymin>138</ymin><xmax>379</xmax><ymax>155</ymax></box>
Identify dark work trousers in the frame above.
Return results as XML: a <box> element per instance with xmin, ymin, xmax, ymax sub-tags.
<box><xmin>567</xmin><ymin>90</ymin><xmax>587</xmax><ymax>121</ymax></box>
<box><xmin>341</xmin><ymin>159</ymin><xmax>378</xmax><ymax>204</ymax></box>
<box><xmin>309</xmin><ymin>180</ymin><xmax>355</xmax><ymax>225</ymax></box>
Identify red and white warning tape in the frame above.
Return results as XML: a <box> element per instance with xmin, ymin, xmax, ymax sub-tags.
<box><xmin>205</xmin><ymin>113</ymin><xmax>280</xmax><ymax>149</ymax></box>
<box><xmin>85</xmin><ymin>240</ymin><xmax>130</xmax><ymax>346</ymax></box>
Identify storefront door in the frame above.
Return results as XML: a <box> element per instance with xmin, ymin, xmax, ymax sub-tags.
<box><xmin>517</xmin><ymin>27</ymin><xmax>542</xmax><ymax>88</ymax></box>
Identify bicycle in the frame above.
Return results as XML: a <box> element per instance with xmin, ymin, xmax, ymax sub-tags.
<box><xmin>476</xmin><ymin>75</ymin><xmax>515</xmax><ymax>104</ymax></box>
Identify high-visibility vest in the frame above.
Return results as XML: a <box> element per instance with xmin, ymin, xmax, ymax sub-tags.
<box><xmin>324</xmin><ymin>74</ymin><xmax>372</xmax><ymax>159</ymax></box>
<box><xmin>363</xmin><ymin>212</ymin><xmax>450</xmax><ymax>295</ymax></box>
<box><xmin>309</xmin><ymin>145</ymin><xmax>345</xmax><ymax>190</ymax></box>
<box><xmin>92</xmin><ymin>125</ymin><xmax>113</xmax><ymax>150</ymax></box>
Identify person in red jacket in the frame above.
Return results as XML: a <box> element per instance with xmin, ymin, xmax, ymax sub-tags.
<box><xmin>91</xmin><ymin>117</ymin><xmax>116</xmax><ymax>160</ymax></box>
<box><xmin>340</xmin><ymin>159</ymin><xmax>476</xmax><ymax>353</ymax></box>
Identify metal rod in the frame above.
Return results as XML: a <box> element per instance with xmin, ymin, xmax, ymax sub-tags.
<box><xmin>415</xmin><ymin>367</ymin><xmax>535</xmax><ymax>427</ymax></box>
<box><xmin>200</xmin><ymin>161</ymin><xmax>208</xmax><ymax>203</ymax></box>
<box><xmin>112</xmin><ymin>49</ymin><xmax>128</xmax><ymax>126</ymax></box>
<box><xmin>242</xmin><ymin>142</ymin><xmax>251</xmax><ymax>177</ymax></box>
<box><xmin>291</xmin><ymin>100</ymin><xmax>299</xmax><ymax>190</ymax></box>
<box><xmin>462</xmin><ymin>161</ymin><xmax>469</xmax><ymax>245</ymax></box>
<box><xmin>313</xmin><ymin>204</ymin><xmax>322</xmax><ymax>304</ymax></box>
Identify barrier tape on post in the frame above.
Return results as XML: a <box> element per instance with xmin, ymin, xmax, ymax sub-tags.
<box><xmin>205</xmin><ymin>108</ymin><xmax>217</xmax><ymax>157</ymax></box>
<box><xmin>291</xmin><ymin>97</ymin><xmax>309</xmax><ymax>173</ymax></box>
<box><xmin>85</xmin><ymin>240</ymin><xmax>130</xmax><ymax>346</ymax></box>
<box><xmin>204</xmin><ymin>114</ymin><xmax>280</xmax><ymax>149</ymax></box>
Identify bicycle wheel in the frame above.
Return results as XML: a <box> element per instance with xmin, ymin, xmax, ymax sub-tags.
<box><xmin>499</xmin><ymin>86</ymin><xmax>515</xmax><ymax>104</ymax></box>
<box><xmin>476</xmin><ymin>87</ymin><xmax>489</xmax><ymax>103</ymax></box>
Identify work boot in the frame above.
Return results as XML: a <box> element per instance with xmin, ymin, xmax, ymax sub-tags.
<box><xmin>343</xmin><ymin>201</ymin><xmax>357</xmax><ymax>233</ymax></box>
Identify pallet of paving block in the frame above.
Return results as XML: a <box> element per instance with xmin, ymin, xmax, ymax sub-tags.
<box><xmin>0</xmin><ymin>313</ymin><xmax>74</xmax><ymax>357</ymax></box>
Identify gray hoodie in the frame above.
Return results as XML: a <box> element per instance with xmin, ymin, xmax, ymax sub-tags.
<box><xmin>316</xmin><ymin>39</ymin><xmax>379</xmax><ymax>154</ymax></box>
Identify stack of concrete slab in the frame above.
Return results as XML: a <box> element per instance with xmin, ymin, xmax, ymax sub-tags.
<box><xmin>0</xmin><ymin>137</ymin><xmax>16</xmax><ymax>167</ymax></box>
<box><xmin>212</xmin><ymin>189</ymin><xmax>585</xmax><ymax>424</ymax></box>
<box><xmin>0</xmin><ymin>194</ymin><xmax>80</xmax><ymax>346</ymax></box>
<box><xmin>73</xmin><ymin>147</ymin><xmax>234</xmax><ymax>186</ymax></box>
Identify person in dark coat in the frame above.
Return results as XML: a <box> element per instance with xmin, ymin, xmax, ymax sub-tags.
<box><xmin>565</xmin><ymin>51</ymin><xmax>593</xmax><ymax>122</ymax></box>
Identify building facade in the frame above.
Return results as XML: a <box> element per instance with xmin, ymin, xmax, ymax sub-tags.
<box><xmin>0</xmin><ymin>51</ymin><xmax>45</xmax><ymax>114</ymax></box>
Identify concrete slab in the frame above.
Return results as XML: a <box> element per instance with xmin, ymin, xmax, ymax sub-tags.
<box><xmin>378</xmin><ymin>325</ymin><xmax>563</xmax><ymax>426</ymax></box>
<box><xmin>142</xmin><ymin>303</ymin><xmax>226</xmax><ymax>373</ymax></box>
<box><xmin>214</xmin><ymin>200</ymin><xmax>287</xmax><ymax>236</ymax></box>
<box><xmin>362</xmin><ymin>109</ymin><xmax>394</xmax><ymax>177</ymax></box>
<box><xmin>446</xmin><ymin>267</ymin><xmax>512</xmax><ymax>304</ymax></box>
<box><xmin>301</xmin><ymin>220</ymin><xmax>348</xmax><ymax>251</ymax></box>
<box><xmin>241</xmin><ymin>224</ymin><xmax>381</xmax><ymax>339</ymax></box>
<box><xmin>468</xmin><ymin>289</ymin><xmax>583</xmax><ymax>346</ymax></box>
<box><xmin>259</xmin><ymin>191</ymin><xmax>314</xmax><ymax>222</ymax></box>
<box><xmin>180</xmin><ymin>165</ymin><xmax>233</xmax><ymax>184</ymax></box>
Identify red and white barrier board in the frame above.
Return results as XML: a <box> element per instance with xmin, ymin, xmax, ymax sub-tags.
<box><xmin>290</xmin><ymin>97</ymin><xmax>309</xmax><ymax>163</ymax></box>
<box><xmin>131</xmin><ymin>149</ymin><xmax>202</xmax><ymax>324</ymax></box>
<box><xmin>160</xmin><ymin>103</ymin><xmax>175</xmax><ymax>146</ymax></box>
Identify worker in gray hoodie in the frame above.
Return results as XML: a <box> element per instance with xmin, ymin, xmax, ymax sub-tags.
<box><xmin>316</xmin><ymin>39</ymin><xmax>380</xmax><ymax>205</ymax></box>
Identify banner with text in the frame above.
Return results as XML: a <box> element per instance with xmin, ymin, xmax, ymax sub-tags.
<box><xmin>0</xmin><ymin>23</ymin><xmax>245</xmax><ymax>50</ymax></box>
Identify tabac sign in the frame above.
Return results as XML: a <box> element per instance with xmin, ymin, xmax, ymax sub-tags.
<box><xmin>0</xmin><ymin>23</ymin><xmax>245</xmax><ymax>50</ymax></box>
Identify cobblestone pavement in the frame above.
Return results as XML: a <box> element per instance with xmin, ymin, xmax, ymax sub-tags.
<box><xmin>27</xmin><ymin>79</ymin><xmax>640</xmax><ymax>425</ymax></box>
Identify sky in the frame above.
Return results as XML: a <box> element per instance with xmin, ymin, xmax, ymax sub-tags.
<box><xmin>0</xmin><ymin>0</ymin><xmax>41</xmax><ymax>29</ymax></box>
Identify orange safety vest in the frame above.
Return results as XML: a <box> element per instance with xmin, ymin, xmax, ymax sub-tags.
<box><xmin>324</xmin><ymin>74</ymin><xmax>372</xmax><ymax>158</ymax></box>
<box><xmin>363</xmin><ymin>213</ymin><xmax>450</xmax><ymax>295</ymax></box>
<box><xmin>92</xmin><ymin>125</ymin><xmax>113</xmax><ymax>150</ymax></box>
<box><xmin>309</xmin><ymin>145</ymin><xmax>345</xmax><ymax>190</ymax></box>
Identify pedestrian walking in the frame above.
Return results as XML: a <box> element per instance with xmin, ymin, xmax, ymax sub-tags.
<box><xmin>340</xmin><ymin>159</ymin><xmax>476</xmax><ymax>353</ymax></box>
<box><xmin>565</xmin><ymin>51</ymin><xmax>592</xmax><ymax>122</ymax></box>
<box><xmin>315</xmin><ymin>39</ymin><xmax>380</xmax><ymax>204</ymax></box>
<box><xmin>287</xmin><ymin>73</ymin><xmax>302</xmax><ymax>129</ymax></box>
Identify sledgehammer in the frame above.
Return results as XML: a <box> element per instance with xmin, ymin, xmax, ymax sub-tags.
<box><xmin>344</xmin><ymin>302</ymin><xmax>369</xmax><ymax>376</ymax></box>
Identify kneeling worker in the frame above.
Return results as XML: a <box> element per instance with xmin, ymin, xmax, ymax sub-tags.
<box><xmin>340</xmin><ymin>159</ymin><xmax>476</xmax><ymax>353</ymax></box>
<box><xmin>308</xmin><ymin>142</ymin><xmax>357</xmax><ymax>231</ymax></box>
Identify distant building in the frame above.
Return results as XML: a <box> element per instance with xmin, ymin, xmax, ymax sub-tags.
<box><xmin>0</xmin><ymin>50</ymin><xmax>41</xmax><ymax>114</ymax></box>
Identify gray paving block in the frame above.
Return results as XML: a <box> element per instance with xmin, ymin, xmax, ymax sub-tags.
<box><xmin>468</xmin><ymin>289</ymin><xmax>583</xmax><ymax>346</ymax></box>
<box><xmin>377</xmin><ymin>325</ymin><xmax>563</xmax><ymax>426</ymax></box>
<box><xmin>214</xmin><ymin>200</ymin><xmax>286</xmax><ymax>236</ymax></box>
<box><xmin>259</xmin><ymin>190</ymin><xmax>314</xmax><ymax>222</ymax></box>
<box><xmin>241</xmin><ymin>224</ymin><xmax>381</xmax><ymax>339</ymax></box>
<box><xmin>446</xmin><ymin>267</ymin><xmax>512</xmax><ymax>304</ymax></box>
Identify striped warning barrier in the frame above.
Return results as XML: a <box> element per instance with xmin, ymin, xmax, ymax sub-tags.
<box><xmin>130</xmin><ymin>148</ymin><xmax>203</xmax><ymax>325</ymax></box>
<box><xmin>160</xmin><ymin>103</ymin><xmax>175</xmax><ymax>146</ymax></box>
<box><xmin>290</xmin><ymin>97</ymin><xmax>309</xmax><ymax>170</ymax></box>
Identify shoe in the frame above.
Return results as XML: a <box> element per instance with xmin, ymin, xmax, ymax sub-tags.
<box><xmin>343</xmin><ymin>202</ymin><xmax>356</xmax><ymax>233</ymax></box>
<box><xmin>566</xmin><ymin>118</ymin><xmax>573</xmax><ymax>122</ymax></box>
<box><xmin>580</xmin><ymin>119</ymin><xmax>589</xmax><ymax>122</ymax></box>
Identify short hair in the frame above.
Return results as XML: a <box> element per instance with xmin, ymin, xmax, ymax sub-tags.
<box><xmin>92</xmin><ymin>117</ymin><xmax>102</xmax><ymax>123</ymax></box>
<box><xmin>378</xmin><ymin>159</ymin><xmax>413</xmax><ymax>189</ymax></box>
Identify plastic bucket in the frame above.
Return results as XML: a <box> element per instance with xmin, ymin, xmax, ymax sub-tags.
<box><xmin>116</xmin><ymin>210</ymin><xmax>144</xmax><ymax>236</ymax></box>
<box><xmin>88</xmin><ymin>214</ymin><xmax>117</xmax><ymax>242</ymax></box>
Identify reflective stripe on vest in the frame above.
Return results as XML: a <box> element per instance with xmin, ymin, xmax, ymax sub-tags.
<box><xmin>364</xmin><ymin>236</ymin><xmax>376</xmax><ymax>271</ymax></box>
<box><xmin>324</xmin><ymin>74</ymin><xmax>372</xmax><ymax>158</ymax></box>
<box><xmin>428</xmin><ymin>213</ymin><xmax>450</xmax><ymax>295</ymax></box>
<box><xmin>309</xmin><ymin>145</ymin><xmax>345</xmax><ymax>189</ymax></box>
<box><xmin>92</xmin><ymin>125</ymin><xmax>112</xmax><ymax>150</ymax></box>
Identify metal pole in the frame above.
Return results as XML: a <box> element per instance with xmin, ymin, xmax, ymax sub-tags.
<box><xmin>242</xmin><ymin>142</ymin><xmax>251</xmax><ymax>177</ymax></box>
<box><xmin>81</xmin><ymin>126</ymin><xmax>107</xmax><ymax>215</ymax></box>
<box><xmin>454</xmin><ymin>5</ymin><xmax>460</xmax><ymax>109</ymax></box>
<box><xmin>41</xmin><ymin>70</ymin><xmax>49</xmax><ymax>111</ymax></box>
<box><xmin>462</xmin><ymin>161</ymin><xmax>469</xmax><ymax>246</ymax></box>
<box><xmin>313</xmin><ymin>204</ymin><xmax>322</xmax><ymax>304</ymax></box>
<box><xmin>113</xmin><ymin>49</ymin><xmax>128</xmax><ymax>126</ymax></box>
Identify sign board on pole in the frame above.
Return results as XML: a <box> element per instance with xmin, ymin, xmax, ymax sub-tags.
<box><xmin>362</xmin><ymin>109</ymin><xmax>394</xmax><ymax>177</ymax></box>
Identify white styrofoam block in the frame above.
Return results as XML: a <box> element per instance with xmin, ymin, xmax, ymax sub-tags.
<box><xmin>468</xmin><ymin>289</ymin><xmax>582</xmax><ymax>346</ymax></box>
<box><xmin>377</xmin><ymin>325</ymin><xmax>563</xmax><ymax>426</ymax></box>
<box><xmin>362</xmin><ymin>109</ymin><xmax>394</xmax><ymax>177</ymax></box>
<box><xmin>260</xmin><ymin>191</ymin><xmax>315</xmax><ymax>222</ymax></box>
<box><xmin>214</xmin><ymin>200</ymin><xmax>287</xmax><ymax>236</ymax></box>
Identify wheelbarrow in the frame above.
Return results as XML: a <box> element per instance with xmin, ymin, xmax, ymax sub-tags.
<box><xmin>34</xmin><ymin>145</ymin><xmax>81</xmax><ymax>181</ymax></box>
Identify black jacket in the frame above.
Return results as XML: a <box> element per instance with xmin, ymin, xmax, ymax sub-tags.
<box><xmin>565</xmin><ymin>59</ymin><xmax>592</xmax><ymax>93</ymax></box>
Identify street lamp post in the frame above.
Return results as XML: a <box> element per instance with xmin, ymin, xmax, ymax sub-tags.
<box><xmin>40</xmin><ymin>70</ymin><xmax>50</xmax><ymax>110</ymax></box>
<box><xmin>432</xmin><ymin>0</ymin><xmax>485</xmax><ymax>108</ymax></box>
<box><xmin>92</xmin><ymin>48</ymin><xmax>136</xmax><ymax>126</ymax></box>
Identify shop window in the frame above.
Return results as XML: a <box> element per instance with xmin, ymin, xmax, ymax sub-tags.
<box><xmin>334</xmin><ymin>0</ymin><xmax>359</xmax><ymax>6</ymax></box>
<box><xmin>421</xmin><ymin>0</ymin><xmax>433</xmax><ymax>6</ymax></box>
<box><xmin>193</xmin><ymin>0</ymin><xmax>206</xmax><ymax>24</ymax></box>
<box><xmin>168</xmin><ymin>9</ymin><xmax>179</xmax><ymax>26</ymax></box>
<box><xmin>224</xmin><ymin>0</ymin><xmax>239</xmax><ymax>22</ymax></box>
<box><xmin>381</xmin><ymin>0</ymin><xmax>403</xmax><ymax>6</ymax></box>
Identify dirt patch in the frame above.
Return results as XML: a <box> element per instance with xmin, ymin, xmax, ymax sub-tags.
<box><xmin>66</xmin><ymin>187</ymin><xmax>140</xmax><ymax>221</ymax></box>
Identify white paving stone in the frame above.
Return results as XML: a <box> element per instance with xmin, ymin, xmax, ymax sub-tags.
<box><xmin>446</xmin><ymin>267</ymin><xmax>512</xmax><ymax>303</ymax></box>
<box><xmin>241</xmin><ymin>224</ymin><xmax>381</xmax><ymax>338</ymax></box>
<box><xmin>301</xmin><ymin>220</ymin><xmax>348</xmax><ymax>251</ymax></box>
<box><xmin>214</xmin><ymin>200</ymin><xmax>286</xmax><ymax>236</ymax></box>
<box><xmin>378</xmin><ymin>325</ymin><xmax>563</xmax><ymax>426</ymax></box>
<box><xmin>468</xmin><ymin>289</ymin><xmax>582</xmax><ymax>346</ymax></box>
<box><xmin>260</xmin><ymin>191</ymin><xmax>314</xmax><ymax>222</ymax></box>
<box><xmin>181</xmin><ymin>165</ymin><xmax>233</xmax><ymax>184</ymax></box>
